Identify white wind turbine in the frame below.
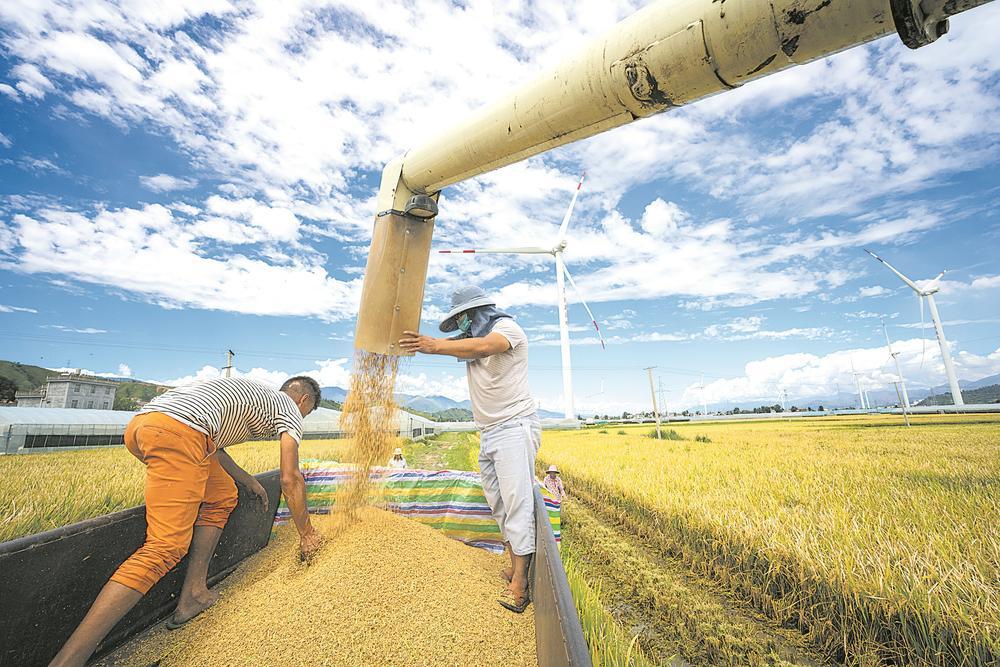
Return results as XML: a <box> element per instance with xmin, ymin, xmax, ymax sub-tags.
<box><xmin>850</xmin><ymin>359</ymin><xmax>869</xmax><ymax>411</ymax></box>
<box><xmin>864</xmin><ymin>249</ymin><xmax>964</xmax><ymax>406</ymax></box>
<box><xmin>881</xmin><ymin>318</ymin><xmax>910</xmax><ymax>410</ymax></box>
<box><xmin>438</xmin><ymin>174</ymin><xmax>606</xmax><ymax>420</ymax></box>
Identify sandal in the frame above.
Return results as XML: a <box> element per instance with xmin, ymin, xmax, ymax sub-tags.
<box><xmin>164</xmin><ymin>606</ymin><xmax>208</xmax><ymax>630</ymax></box>
<box><xmin>498</xmin><ymin>588</ymin><xmax>531</xmax><ymax>614</ymax></box>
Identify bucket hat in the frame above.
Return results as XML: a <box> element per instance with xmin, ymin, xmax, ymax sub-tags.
<box><xmin>439</xmin><ymin>286</ymin><xmax>496</xmax><ymax>332</ymax></box>
<box><xmin>393</xmin><ymin>447</ymin><xmax>403</xmax><ymax>456</ymax></box>
<box><xmin>546</xmin><ymin>465</ymin><xmax>559</xmax><ymax>474</ymax></box>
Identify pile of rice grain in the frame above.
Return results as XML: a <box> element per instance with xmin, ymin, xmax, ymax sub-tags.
<box><xmin>99</xmin><ymin>508</ymin><xmax>535</xmax><ymax>666</ymax></box>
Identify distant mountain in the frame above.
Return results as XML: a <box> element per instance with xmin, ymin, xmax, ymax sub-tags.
<box><xmin>320</xmin><ymin>386</ymin><xmax>349</xmax><ymax>403</ymax></box>
<box><xmin>321</xmin><ymin>386</ymin><xmax>563</xmax><ymax>420</ymax></box>
<box><xmin>917</xmin><ymin>384</ymin><xmax>1000</xmax><ymax>406</ymax></box>
<box><xmin>701</xmin><ymin>373</ymin><xmax>1000</xmax><ymax>413</ymax></box>
<box><xmin>963</xmin><ymin>373</ymin><xmax>1000</xmax><ymax>390</ymax></box>
<box><xmin>0</xmin><ymin>360</ymin><xmax>59</xmax><ymax>391</ymax></box>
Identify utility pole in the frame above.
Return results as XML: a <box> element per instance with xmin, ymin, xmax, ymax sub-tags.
<box><xmin>645</xmin><ymin>367</ymin><xmax>662</xmax><ymax>439</ymax></box>
<box><xmin>223</xmin><ymin>349</ymin><xmax>235</xmax><ymax>378</ymax></box>
<box><xmin>658</xmin><ymin>377</ymin><xmax>670</xmax><ymax>424</ymax></box>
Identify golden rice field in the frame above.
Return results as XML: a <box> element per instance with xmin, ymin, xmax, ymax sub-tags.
<box><xmin>0</xmin><ymin>438</ymin><xmax>353</xmax><ymax>542</ymax></box>
<box><xmin>540</xmin><ymin>414</ymin><xmax>1000</xmax><ymax>667</ymax></box>
<box><xmin>2</xmin><ymin>414</ymin><xmax>998</xmax><ymax>666</ymax></box>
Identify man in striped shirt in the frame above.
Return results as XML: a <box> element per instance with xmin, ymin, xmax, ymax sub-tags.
<box><xmin>51</xmin><ymin>376</ymin><xmax>323</xmax><ymax>667</ymax></box>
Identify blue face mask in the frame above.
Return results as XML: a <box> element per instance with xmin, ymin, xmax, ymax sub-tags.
<box><xmin>457</xmin><ymin>313</ymin><xmax>472</xmax><ymax>333</ymax></box>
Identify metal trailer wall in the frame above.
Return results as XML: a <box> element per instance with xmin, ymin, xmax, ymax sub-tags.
<box><xmin>0</xmin><ymin>471</ymin><xmax>589</xmax><ymax>666</ymax></box>
<box><xmin>532</xmin><ymin>486</ymin><xmax>591</xmax><ymax>666</ymax></box>
<box><xmin>0</xmin><ymin>470</ymin><xmax>282</xmax><ymax>667</ymax></box>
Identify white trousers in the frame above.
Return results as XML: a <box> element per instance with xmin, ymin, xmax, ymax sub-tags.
<box><xmin>478</xmin><ymin>414</ymin><xmax>541</xmax><ymax>556</ymax></box>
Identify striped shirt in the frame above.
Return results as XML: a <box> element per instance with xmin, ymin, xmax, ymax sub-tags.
<box><xmin>139</xmin><ymin>377</ymin><xmax>303</xmax><ymax>448</ymax></box>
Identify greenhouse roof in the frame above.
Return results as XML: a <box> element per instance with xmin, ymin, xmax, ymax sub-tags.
<box><xmin>0</xmin><ymin>406</ymin><xmax>435</xmax><ymax>431</ymax></box>
<box><xmin>0</xmin><ymin>407</ymin><xmax>434</xmax><ymax>433</ymax></box>
<box><xmin>0</xmin><ymin>407</ymin><xmax>136</xmax><ymax>428</ymax></box>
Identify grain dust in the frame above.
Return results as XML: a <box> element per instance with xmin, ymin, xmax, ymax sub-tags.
<box><xmin>335</xmin><ymin>351</ymin><xmax>400</xmax><ymax>524</ymax></box>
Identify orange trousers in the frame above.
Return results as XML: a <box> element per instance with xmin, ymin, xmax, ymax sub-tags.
<box><xmin>110</xmin><ymin>412</ymin><xmax>238</xmax><ymax>594</ymax></box>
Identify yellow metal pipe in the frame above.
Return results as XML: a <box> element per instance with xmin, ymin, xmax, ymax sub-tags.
<box><xmin>355</xmin><ymin>0</ymin><xmax>991</xmax><ymax>355</ymax></box>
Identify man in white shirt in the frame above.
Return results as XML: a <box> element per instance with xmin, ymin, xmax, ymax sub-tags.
<box><xmin>400</xmin><ymin>286</ymin><xmax>539</xmax><ymax>613</ymax></box>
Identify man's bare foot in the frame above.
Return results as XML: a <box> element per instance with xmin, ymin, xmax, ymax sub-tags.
<box><xmin>500</xmin><ymin>566</ymin><xmax>513</xmax><ymax>582</ymax></box>
<box><xmin>172</xmin><ymin>588</ymin><xmax>219</xmax><ymax>625</ymax></box>
<box><xmin>499</xmin><ymin>580</ymin><xmax>531</xmax><ymax>613</ymax></box>
<box><xmin>507</xmin><ymin>579</ymin><xmax>528</xmax><ymax>603</ymax></box>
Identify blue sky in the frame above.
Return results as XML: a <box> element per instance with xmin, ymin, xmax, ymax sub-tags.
<box><xmin>1</xmin><ymin>0</ymin><xmax>998</xmax><ymax>414</ymax></box>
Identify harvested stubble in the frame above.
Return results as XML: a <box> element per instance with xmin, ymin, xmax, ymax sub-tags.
<box><xmin>544</xmin><ymin>415</ymin><xmax>1000</xmax><ymax>665</ymax></box>
<box><xmin>100</xmin><ymin>508</ymin><xmax>535</xmax><ymax>666</ymax></box>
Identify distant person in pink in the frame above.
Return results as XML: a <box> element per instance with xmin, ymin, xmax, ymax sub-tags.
<box><xmin>543</xmin><ymin>465</ymin><xmax>566</xmax><ymax>500</ymax></box>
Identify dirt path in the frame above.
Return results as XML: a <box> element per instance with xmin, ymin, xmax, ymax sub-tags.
<box><xmin>403</xmin><ymin>432</ymin><xmax>479</xmax><ymax>471</ymax></box>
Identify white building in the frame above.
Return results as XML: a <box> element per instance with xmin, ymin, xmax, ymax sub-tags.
<box><xmin>15</xmin><ymin>373</ymin><xmax>118</xmax><ymax>410</ymax></box>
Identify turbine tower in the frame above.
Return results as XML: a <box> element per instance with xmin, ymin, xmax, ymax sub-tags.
<box><xmin>850</xmin><ymin>359</ymin><xmax>868</xmax><ymax>411</ymax></box>
<box><xmin>881</xmin><ymin>318</ymin><xmax>910</xmax><ymax>409</ymax></box>
<box><xmin>439</xmin><ymin>175</ymin><xmax>606</xmax><ymax>420</ymax></box>
<box><xmin>865</xmin><ymin>249</ymin><xmax>964</xmax><ymax>406</ymax></box>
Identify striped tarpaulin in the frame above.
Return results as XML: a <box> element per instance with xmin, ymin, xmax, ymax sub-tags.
<box><xmin>274</xmin><ymin>461</ymin><xmax>561</xmax><ymax>554</ymax></box>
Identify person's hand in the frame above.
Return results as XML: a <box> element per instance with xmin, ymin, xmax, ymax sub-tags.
<box><xmin>299</xmin><ymin>525</ymin><xmax>324</xmax><ymax>562</ymax></box>
<box><xmin>399</xmin><ymin>331</ymin><xmax>440</xmax><ymax>355</ymax></box>
<box><xmin>247</xmin><ymin>478</ymin><xmax>269</xmax><ymax>514</ymax></box>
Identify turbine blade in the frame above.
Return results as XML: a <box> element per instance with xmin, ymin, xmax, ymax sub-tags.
<box><xmin>864</xmin><ymin>249</ymin><xmax>923</xmax><ymax>293</ymax></box>
<box><xmin>438</xmin><ymin>246</ymin><xmax>551</xmax><ymax>254</ymax></box>
<box><xmin>925</xmin><ymin>270</ymin><xmax>947</xmax><ymax>292</ymax></box>
<box><xmin>561</xmin><ymin>264</ymin><xmax>607</xmax><ymax>350</ymax></box>
<box><xmin>556</xmin><ymin>173</ymin><xmax>586</xmax><ymax>242</ymax></box>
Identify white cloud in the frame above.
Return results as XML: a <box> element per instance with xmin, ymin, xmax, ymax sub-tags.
<box><xmin>117</xmin><ymin>363</ymin><xmax>133</xmax><ymax>377</ymax></box>
<box><xmin>140</xmin><ymin>174</ymin><xmax>198</xmax><ymax>192</ymax></box>
<box><xmin>394</xmin><ymin>369</ymin><xmax>470</xmax><ymax>403</ymax></box>
<box><xmin>41</xmin><ymin>324</ymin><xmax>107</xmax><ymax>334</ymax></box>
<box><xmin>4</xmin><ymin>204</ymin><xmax>359</xmax><ymax>321</ymax></box>
<box><xmin>970</xmin><ymin>275</ymin><xmax>1000</xmax><ymax>290</ymax></box>
<box><xmin>159</xmin><ymin>359</ymin><xmax>352</xmax><ymax>391</ymax></box>
<box><xmin>0</xmin><ymin>132</ymin><xmax>12</xmax><ymax>148</ymax></box>
<box><xmin>153</xmin><ymin>356</ymin><xmax>469</xmax><ymax>403</ymax></box>
<box><xmin>0</xmin><ymin>303</ymin><xmax>37</xmax><ymax>313</ymax></box>
<box><xmin>16</xmin><ymin>156</ymin><xmax>65</xmax><ymax>174</ymax></box>
<box><xmin>898</xmin><ymin>318</ymin><xmax>1000</xmax><ymax>329</ymax></box>
<box><xmin>11</xmin><ymin>63</ymin><xmax>53</xmax><ymax>98</ymax></box>
<box><xmin>682</xmin><ymin>341</ymin><xmax>1000</xmax><ymax>409</ymax></box>
<box><xmin>0</xmin><ymin>83</ymin><xmax>19</xmax><ymax>100</ymax></box>
<box><xmin>0</xmin><ymin>0</ymin><xmax>996</xmax><ymax>328</ymax></box>
<box><xmin>858</xmin><ymin>285</ymin><xmax>890</xmax><ymax>297</ymax></box>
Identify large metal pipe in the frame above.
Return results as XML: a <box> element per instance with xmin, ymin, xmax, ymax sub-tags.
<box><xmin>355</xmin><ymin>0</ymin><xmax>992</xmax><ymax>355</ymax></box>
